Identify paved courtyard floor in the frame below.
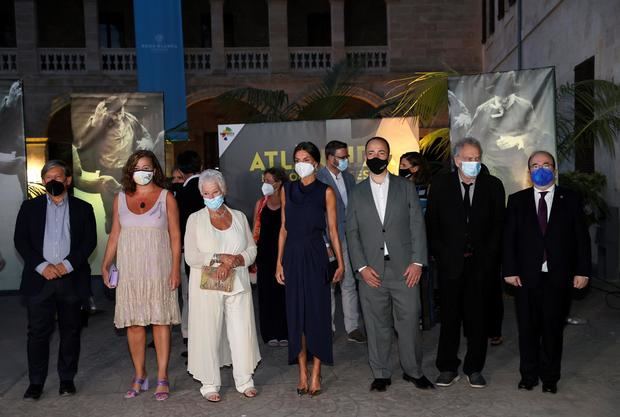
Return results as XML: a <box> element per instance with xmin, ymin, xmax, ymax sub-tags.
<box><xmin>1</xmin><ymin>281</ymin><xmax>619</xmax><ymax>417</ymax></box>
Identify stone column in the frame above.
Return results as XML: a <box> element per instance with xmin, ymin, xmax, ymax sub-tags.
<box><xmin>330</xmin><ymin>0</ymin><xmax>345</xmax><ymax>65</ymax></box>
<box><xmin>210</xmin><ymin>0</ymin><xmax>226</xmax><ymax>73</ymax></box>
<box><xmin>268</xmin><ymin>0</ymin><xmax>288</xmax><ymax>73</ymax></box>
<box><xmin>83</xmin><ymin>0</ymin><xmax>100</xmax><ymax>72</ymax></box>
<box><xmin>14</xmin><ymin>0</ymin><xmax>38</xmax><ymax>74</ymax></box>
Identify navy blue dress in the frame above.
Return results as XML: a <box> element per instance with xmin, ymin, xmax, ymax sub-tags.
<box><xmin>283</xmin><ymin>179</ymin><xmax>333</xmax><ymax>365</ymax></box>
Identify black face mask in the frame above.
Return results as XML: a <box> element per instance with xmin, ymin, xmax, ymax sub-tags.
<box><xmin>399</xmin><ymin>168</ymin><xmax>412</xmax><ymax>179</ymax></box>
<box><xmin>366</xmin><ymin>157</ymin><xmax>389</xmax><ymax>175</ymax></box>
<box><xmin>45</xmin><ymin>180</ymin><xmax>66</xmax><ymax>197</ymax></box>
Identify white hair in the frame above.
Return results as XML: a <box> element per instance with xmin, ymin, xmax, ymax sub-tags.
<box><xmin>198</xmin><ymin>169</ymin><xmax>227</xmax><ymax>196</ymax></box>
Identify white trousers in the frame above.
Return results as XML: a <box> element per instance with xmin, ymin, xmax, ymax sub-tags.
<box><xmin>331</xmin><ymin>240</ymin><xmax>360</xmax><ymax>333</ymax></box>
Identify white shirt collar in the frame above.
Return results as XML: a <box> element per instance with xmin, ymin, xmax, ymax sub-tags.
<box><xmin>534</xmin><ymin>184</ymin><xmax>555</xmax><ymax>195</ymax></box>
<box><xmin>183</xmin><ymin>174</ymin><xmax>200</xmax><ymax>187</ymax></box>
<box><xmin>370</xmin><ymin>172</ymin><xmax>390</xmax><ymax>186</ymax></box>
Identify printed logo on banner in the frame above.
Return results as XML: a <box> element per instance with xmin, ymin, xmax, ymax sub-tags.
<box><xmin>218</xmin><ymin>124</ymin><xmax>245</xmax><ymax>157</ymax></box>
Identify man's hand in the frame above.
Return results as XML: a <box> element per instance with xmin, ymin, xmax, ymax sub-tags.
<box><xmin>573</xmin><ymin>275</ymin><xmax>589</xmax><ymax>289</ymax></box>
<box><xmin>41</xmin><ymin>265</ymin><xmax>61</xmax><ymax>280</ymax></box>
<box><xmin>54</xmin><ymin>263</ymin><xmax>69</xmax><ymax>276</ymax></box>
<box><xmin>504</xmin><ymin>275</ymin><xmax>522</xmax><ymax>287</ymax></box>
<box><xmin>360</xmin><ymin>266</ymin><xmax>381</xmax><ymax>288</ymax></box>
<box><xmin>403</xmin><ymin>263</ymin><xmax>423</xmax><ymax>288</ymax></box>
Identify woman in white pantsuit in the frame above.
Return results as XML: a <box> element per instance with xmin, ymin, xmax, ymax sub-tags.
<box><xmin>185</xmin><ymin>170</ymin><xmax>261</xmax><ymax>402</ymax></box>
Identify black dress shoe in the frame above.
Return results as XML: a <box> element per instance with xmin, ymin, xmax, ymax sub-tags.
<box><xmin>518</xmin><ymin>379</ymin><xmax>538</xmax><ymax>390</ymax></box>
<box><xmin>542</xmin><ymin>382</ymin><xmax>557</xmax><ymax>394</ymax></box>
<box><xmin>403</xmin><ymin>373</ymin><xmax>435</xmax><ymax>389</ymax></box>
<box><xmin>370</xmin><ymin>378</ymin><xmax>391</xmax><ymax>392</ymax></box>
<box><xmin>23</xmin><ymin>384</ymin><xmax>43</xmax><ymax>400</ymax></box>
<box><xmin>59</xmin><ymin>380</ymin><xmax>76</xmax><ymax>396</ymax></box>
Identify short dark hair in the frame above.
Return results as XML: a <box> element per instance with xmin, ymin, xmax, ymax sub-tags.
<box><xmin>41</xmin><ymin>160</ymin><xmax>72</xmax><ymax>178</ymax></box>
<box><xmin>293</xmin><ymin>141</ymin><xmax>321</xmax><ymax>164</ymax></box>
<box><xmin>176</xmin><ymin>150</ymin><xmax>202</xmax><ymax>174</ymax></box>
<box><xmin>325</xmin><ymin>140</ymin><xmax>348</xmax><ymax>158</ymax></box>
<box><xmin>452</xmin><ymin>137</ymin><xmax>483</xmax><ymax>157</ymax></box>
<box><xmin>264</xmin><ymin>166</ymin><xmax>288</xmax><ymax>183</ymax></box>
<box><xmin>121</xmin><ymin>150</ymin><xmax>166</xmax><ymax>193</ymax></box>
<box><xmin>527</xmin><ymin>150</ymin><xmax>556</xmax><ymax>169</ymax></box>
<box><xmin>365</xmin><ymin>136</ymin><xmax>390</xmax><ymax>155</ymax></box>
<box><xmin>400</xmin><ymin>151</ymin><xmax>431</xmax><ymax>185</ymax></box>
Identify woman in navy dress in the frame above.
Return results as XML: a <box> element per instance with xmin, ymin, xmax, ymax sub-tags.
<box><xmin>276</xmin><ymin>142</ymin><xmax>344</xmax><ymax>396</ymax></box>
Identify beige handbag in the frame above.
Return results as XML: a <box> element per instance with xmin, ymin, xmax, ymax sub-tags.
<box><xmin>200</xmin><ymin>261</ymin><xmax>235</xmax><ymax>292</ymax></box>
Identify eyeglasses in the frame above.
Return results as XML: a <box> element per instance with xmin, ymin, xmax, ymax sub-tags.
<box><xmin>334</xmin><ymin>155</ymin><xmax>349</xmax><ymax>161</ymax></box>
<box><xmin>529</xmin><ymin>163</ymin><xmax>554</xmax><ymax>170</ymax></box>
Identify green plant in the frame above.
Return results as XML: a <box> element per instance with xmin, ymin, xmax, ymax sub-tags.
<box><xmin>558</xmin><ymin>171</ymin><xmax>608</xmax><ymax>226</ymax></box>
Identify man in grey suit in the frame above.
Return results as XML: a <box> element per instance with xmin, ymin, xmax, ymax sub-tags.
<box><xmin>346</xmin><ymin>136</ymin><xmax>434</xmax><ymax>392</ymax></box>
<box><xmin>317</xmin><ymin>140</ymin><xmax>366</xmax><ymax>344</ymax></box>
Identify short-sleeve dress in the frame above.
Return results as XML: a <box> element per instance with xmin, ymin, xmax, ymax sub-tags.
<box><xmin>114</xmin><ymin>189</ymin><xmax>181</xmax><ymax>328</ymax></box>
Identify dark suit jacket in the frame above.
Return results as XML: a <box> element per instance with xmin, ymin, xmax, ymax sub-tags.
<box><xmin>502</xmin><ymin>186</ymin><xmax>591</xmax><ymax>288</ymax></box>
<box><xmin>176</xmin><ymin>176</ymin><xmax>203</xmax><ymax>242</ymax></box>
<box><xmin>14</xmin><ymin>194</ymin><xmax>97</xmax><ymax>299</ymax></box>
<box><xmin>426</xmin><ymin>172</ymin><xmax>505</xmax><ymax>280</ymax></box>
<box><xmin>316</xmin><ymin>166</ymin><xmax>356</xmax><ymax>241</ymax></box>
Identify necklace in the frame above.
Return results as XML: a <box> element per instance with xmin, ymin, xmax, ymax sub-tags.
<box><xmin>210</xmin><ymin>208</ymin><xmax>227</xmax><ymax>218</ymax></box>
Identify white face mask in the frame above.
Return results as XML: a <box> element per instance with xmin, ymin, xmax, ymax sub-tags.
<box><xmin>261</xmin><ymin>182</ymin><xmax>275</xmax><ymax>196</ymax></box>
<box><xmin>295</xmin><ymin>162</ymin><xmax>315</xmax><ymax>179</ymax></box>
<box><xmin>133</xmin><ymin>170</ymin><xmax>154</xmax><ymax>186</ymax></box>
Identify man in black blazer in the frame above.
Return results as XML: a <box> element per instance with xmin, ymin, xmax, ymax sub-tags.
<box><xmin>14</xmin><ymin>160</ymin><xmax>96</xmax><ymax>400</ymax></box>
<box><xmin>426</xmin><ymin>137</ymin><xmax>505</xmax><ymax>388</ymax></box>
<box><xmin>503</xmin><ymin>150</ymin><xmax>590</xmax><ymax>394</ymax></box>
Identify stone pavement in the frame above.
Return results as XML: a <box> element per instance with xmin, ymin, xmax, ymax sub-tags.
<box><xmin>1</xmin><ymin>282</ymin><xmax>619</xmax><ymax>417</ymax></box>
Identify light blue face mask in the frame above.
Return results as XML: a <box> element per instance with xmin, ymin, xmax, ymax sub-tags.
<box><xmin>337</xmin><ymin>158</ymin><xmax>348</xmax><ymax>172</ymax></box>
<box><xmin>461</xmin><ymin>161</ymin><xmax>481</xmax><ymax>177</ymax></box>
<box><xmin>204</xmin><ymin>195</ymin><xmax>224</xmax><ymax>210</ymax></box>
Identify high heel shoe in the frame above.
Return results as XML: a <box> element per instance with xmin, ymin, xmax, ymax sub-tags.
<box><xmin>154</xmin><ymin>380</ymin><xmax>170</xmax><ymax>401</ymax></box>
<box><xmin>125</xmin><ymin>376</ymin><xmax>149</xmax><ymax>399</ymax></box>
<box><xmin>296</xmin><ymin>385</ymin><xmax>309</xmax><ymax>396</ymax></box>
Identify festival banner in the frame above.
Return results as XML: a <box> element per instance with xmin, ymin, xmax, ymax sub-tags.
<box><xmin>448</xmin><ymin>67</ymin><xmax>556</xmax><ymax>196</ymax></box>
<box><xmin>0</xmin><ymin>80</ymin><xmax>26</xmax><ymax>290</ymax></box>
<box><xmin>218</xmin><ymin>118</ymin><xmax>419</xmax><ymax>219</ymax></box>
<box><xmin>71</xmin><ymin>93</ymin><xmax>164</xmax><ymax>271</ymax></box>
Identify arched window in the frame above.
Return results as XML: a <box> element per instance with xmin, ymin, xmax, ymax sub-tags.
<box><xmin>223</xmin><ymin>0</ymin><xmax>269</xmax><ymax>47</ymax></box>
<box><xmin>287</xmin><ymin>0</ymin><xmax>331</xmax><ymax>47</ymax></box>
<box><xmin>344</xmin><ymin>0</ymin><xmax>387</xmax><ymax>46</ymax></box>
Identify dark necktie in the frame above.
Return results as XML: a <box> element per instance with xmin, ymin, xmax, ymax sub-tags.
<box><xmin>537</xmin><ymin>191</ymin><xmax>548</xmax><ymax>234</ymax></box>
<box><xmin>462</xmin><ymin>182</ymin><xmax>472</xmax><ymax>223</ymax></box>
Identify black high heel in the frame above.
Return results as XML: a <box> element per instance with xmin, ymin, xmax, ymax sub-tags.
<box><xmin>296</xmin><ymin>385</ymin><xmax>308</xmax><ymax>396</ymax></box>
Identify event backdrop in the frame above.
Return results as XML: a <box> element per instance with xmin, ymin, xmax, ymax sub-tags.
<box><xmin>448</xmin><ymin>67</ymin><xmax>556</xmax><ymax>196</ymax></box>
<box><xmin>71</xmin><ymin>93</ymin><xmax>164</xmax><ymax>272</ymax></box>
<box><xmin>0</xmin><ymin>80</ymin><xmax>26</xmax><ymax>291</ymax></box>
<box><xmin>218</xmin><ymin>118</ymin><xmax>419</xmax><ymax>219</ymax></box>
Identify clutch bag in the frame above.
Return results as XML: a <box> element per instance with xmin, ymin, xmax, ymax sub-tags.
<box><xmin>108</xmin><ymin>264</ymin><xmax>119</xmax><ymax>288</ymax></box>
<box><xmin>200</xmin><ymin>261</ymin><xmax>235</xmax><ymax>292</ymax></box>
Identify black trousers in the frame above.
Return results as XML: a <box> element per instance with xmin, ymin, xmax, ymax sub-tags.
<box><xmin>515</xmin><ymin>275</ymin><xmax>570</xmax><ymax>384</ymax></box>
<box><xmin>485</xmin><ymin>265</ymin><xmax>504</xmax><ymax>338</ymax></box>
<box><xmin>26</xmin><ymin>278</ymin><xmax>83</xmax><ymax>385</ymax></box>
<box><xmin>257</xmin><ymin>262</ymin><xmax>288</xmax><ymax>343</ymax></box>
<box><xmin>436</xmin><ymin>257</ymin><xmax>487</xmax><ymax>375</ymax></box>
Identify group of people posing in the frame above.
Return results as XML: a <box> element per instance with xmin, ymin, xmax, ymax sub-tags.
<box><xmin>14</xmin><ymin>135</ymin><xmax>590</xmax><ymax>402</ymax></box>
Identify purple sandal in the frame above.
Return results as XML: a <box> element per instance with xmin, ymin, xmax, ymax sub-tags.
<box><xmin>154</xmin><ymin>380</ymin><xmax>170</xmax><ymax>401</ymax></box>
<box><xmin>125</xmin><ymin>377</ymin><xmax>149</xmax><ymax>399</ymax></box>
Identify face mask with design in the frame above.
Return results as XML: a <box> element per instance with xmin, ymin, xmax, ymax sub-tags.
<box><xmin>204</xmin><ymin>195</ymin><xmax>225</xmax><ymax>210</ymax></box>
<box><xmin>133</xmin><ymin>170</ymin><xmax>154</xmax><ymax>186</ymax></box>
<box><xmin>45</xmin><ymin>179</ymin><xmax>66</xmax><ymax>196</ymax></box>
<box><xmin>261</xmin><ymin>182</ymin><xmax>275</xmax><ymax>196</ymax></box>
<box><xmin>460</xmin><ymin>161</ymin><xmax>481</xmax><ymax>177</ymax></box>
<box><xmin>530</xmin><ymin>167</ymin><xmax>555</xmax><ymax>187</ymax></box>
<box><xmin>366</xmin><ymin>157</ymin><xmax>388</xmax><ymax>175</ymax></box>
<box><xmin>336</xmin><ymin>158</ymin><xmax>348</xmax><ymax>172</ymax></box>
<box><xmin>295</xmin><ymin>162</ymin><xmax>315</xmax><ymax>179</ymax></box>
<box><xmin>399</xmin><ymin>168</ymin><xmax>412</xmax><ymax>179</ymax></box>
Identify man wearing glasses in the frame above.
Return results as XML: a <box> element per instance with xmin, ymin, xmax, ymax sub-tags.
<box><xmin>503</xmin><ymin>150</ymin><xmax>591</xmax><ymax>394</ymax></box>
<box><xmin>317</xmin><ymin>140</ymin><xmax>366</xmax><ymax>344</ymax></box>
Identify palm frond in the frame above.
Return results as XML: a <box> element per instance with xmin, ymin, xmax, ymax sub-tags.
<box><xmin>419</xmin><ymin>127</ymin><xmax>451</xmax><ymax>160</ymax></box>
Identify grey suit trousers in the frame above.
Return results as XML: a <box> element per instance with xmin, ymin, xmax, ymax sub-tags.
<box><xmin>358</xmin><ymin>259</ymin><xmax>423</xmax><ymax>379</ymax></box>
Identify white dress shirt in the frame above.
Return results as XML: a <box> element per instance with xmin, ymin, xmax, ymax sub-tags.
<box><xmin>534</xmin><ymin>184</ymin><xmax>555</xmax><ymax>272</ymax></box>
<box><xmin>328</xmin><ymin>169</ymin><xmax>348</xmax><ymax>207</ymax></box>
<box><xmin>370</xmin><ymin>173</ymin><xmax>389</xmax><ymax>256</ymax></box>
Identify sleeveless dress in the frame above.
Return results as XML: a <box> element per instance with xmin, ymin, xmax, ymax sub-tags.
<box><xmin>283</xmin><ymin>180</ymin><xmax>333</xmax><ymax>365</ymax></box>
<box><xmin>256</xmin><ymin>205</ymin><xmax>288</xmax><ymax>343</ymax></box>
<box><xmin>114</xmin><ymin>189</ymin><xmax>181</xmax><ymax>328</ymax></box>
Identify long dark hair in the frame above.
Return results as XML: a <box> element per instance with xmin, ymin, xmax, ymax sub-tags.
<box><xmin>293</xmin><ymin>141</ymin><xmax>321</xmax><ymax>164</ymax></box>
<box><xmin>121</xmin><ymin>150</ymin><xmax>166</xmax><ymax>193</ymax></box>
<box><xmin>401</xmin><ymin>151</ymin><xmax>431</xmax><ymax>186</ymax></box>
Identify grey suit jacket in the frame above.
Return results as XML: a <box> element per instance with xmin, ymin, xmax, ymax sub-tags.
<box><xmin>346</xmin><ymin>173</ymin><xmax>427</xmax><ymax>278</ymax></box>
<box><xmin>316</xmin><ymin>166</ymin><xmax>356</xmax><ymax>242</ymax></box>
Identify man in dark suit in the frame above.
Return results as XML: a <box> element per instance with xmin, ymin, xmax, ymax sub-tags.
<box><xmin>14</xmin><ymin>160</ymin><xmax>96</xmax><ymax>400</ymax></box>
<box><xmin>316</xmin><ymin>140</ymin><xmax>365</xmax><ymax>343</ymax></box>
<box><xmin>346</xmin><ymin>137</ymin><xmax>433</xmax><ymax>392</ymax></box>
<box><xmin>174</xmin><ymin>150</ymin><xmax>203</xmax><ymax>354</ymax></box>
<box><xmin>503</xmin><ymin>150</ymin><xmax>590</xmax><ymax>394</ymax></box>
<box><xmin>426</xmin><ymin>137</ymin><xmax>505</xmax><ymax>388</ymax></box>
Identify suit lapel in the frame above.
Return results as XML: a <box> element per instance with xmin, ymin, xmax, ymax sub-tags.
<box><xmin>450</xmin><ymin>173</ymin><xmax>466</xmax><ymax>222</ymax></box>
<box><xmin>362</xmin><ymin>179</ymin><xmax>384</xmax><ymax>227</ymax></box>
<box><xmin>322</xmin><ymin>168</ymin><xmax>345</xmax><ymax>207</ymax></box>
<box><xmin>383</xmin><ymin>174</ymin><xmax>398</xmax><ymax>227</ymax></box>
<box><xmin>546</xmin><ymin>186</ymin><xmax>564</xmax><ymax>234</ymax></box>
<box><xmin>525</xmin><ymin>188</ymin><xmax>544</xmax><ymax>237</ymax></box>
<box><xmin>35</xmin><ymin>196</ymin><xmax>48</xmax><ymax>250</ymax></box>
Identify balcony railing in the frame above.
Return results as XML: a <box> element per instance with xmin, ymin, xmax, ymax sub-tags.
<box><xmin>0</xmin><ymin>49</ymin><xmax>17</xmax><ymax>73</ymax></box>
<box><xmin>101</xmin><ymin>49</ymin><xmax>136</xmax><ymax>73</ymax></box>
<box><xmin>225</xmin><ymin>48</ymin><xmax>270</xmax><ymax>73</ymax></box>
<box><xmin>38</xmin><ymin>48</ymin><xmax>87</xmax><ymax>72</ymax></box>
<box><xmin>289</xmin><ymin>48</ymin><xmax>332</xmax><ymax>72</ymax></box>
<box><xmin>345</xmin><ymin>47</ymin><xmax>389</xmax><ymax>71</ymax></box>
<box><xmin>185</xmin><ymin>48</ymin><xmax>212</xmax><ymax>72</ymax></box>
